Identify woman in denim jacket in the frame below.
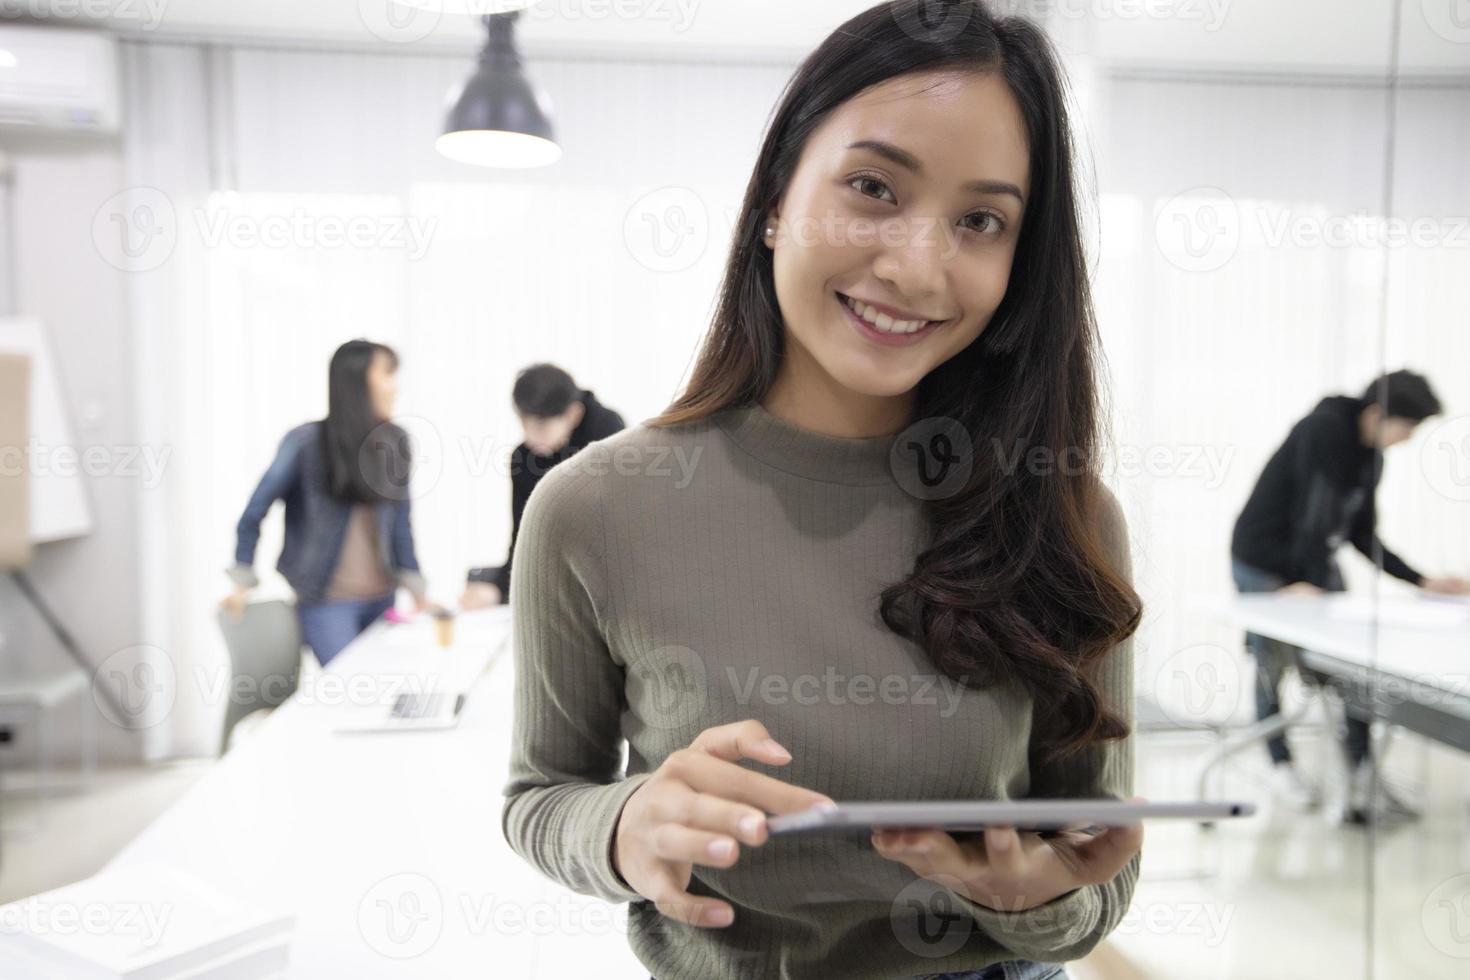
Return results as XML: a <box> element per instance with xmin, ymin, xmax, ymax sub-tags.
<box><xmin>221</xmin><ymin>339</ymin><xmax>428</xmax><ymax>665</ymax></box>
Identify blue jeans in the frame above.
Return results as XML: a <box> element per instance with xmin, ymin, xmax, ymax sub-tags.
<box><xmin>1230</xmin><ymin>558</ymin><xmax>1369</xmax><ymax>767</ymax></box>
<box><xmin>911</xmin><ymin>962</ymin><xmax>1066</xmax><ymax>980</ymax></box>
<box><xmin>296</xmin><ymin>593</ymin><xmax>394</xmax><ymax>667</ymax></box>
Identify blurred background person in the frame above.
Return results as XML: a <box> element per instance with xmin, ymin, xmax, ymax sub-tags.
<box><xmin>459</xmin><ymin>364</ymin><xmax>624</xmax><ymax>609</ymax></box>
<box><xmin>1230</xmin><ymin>369</ymin><xmax>1470</xmax><ymax>822</ymax></box>
<box><xmin>221</xmin><ymin>339</ymin><xmax>429</xmax><ymax>666</ymax></box>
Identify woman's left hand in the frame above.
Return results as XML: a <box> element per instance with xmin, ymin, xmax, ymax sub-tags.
<box><xmin>871</xmin><ymin>796</ymin><xmax>1145</xmax><ymax>913</ymax></box>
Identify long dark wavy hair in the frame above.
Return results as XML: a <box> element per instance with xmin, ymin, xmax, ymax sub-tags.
<box><xmin>322</xmin><ymin>339</ymin><xmax>406</xmax><ymax>504</ymax></box>
<box><xmin>647</xmin><ymin>0</ymin><xmax>1141</xmax><ymax>764</ymax></box>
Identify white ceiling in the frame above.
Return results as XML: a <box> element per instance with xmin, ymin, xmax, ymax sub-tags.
<box><xmin>4</xmin><ymin>0</ymin><xmax>1468</xmax><ymax>74</ymax></box>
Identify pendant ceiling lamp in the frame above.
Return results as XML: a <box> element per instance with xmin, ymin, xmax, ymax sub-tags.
<box><xmin>436</xmin><ymin>10</ymin><xmax>561</xmax><ymax>169</ymax></box>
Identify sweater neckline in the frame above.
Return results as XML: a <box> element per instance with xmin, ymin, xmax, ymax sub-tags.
<box><xmin>713</xmin><ymin>400</ymin><xmax>898</xmax><ymax>486</ymax></box>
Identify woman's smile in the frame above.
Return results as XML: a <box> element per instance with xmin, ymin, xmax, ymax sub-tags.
<box><xmin>836</xmin><ymin>290</ymin><xmax>946</xmax><ymax>347</ymax></box>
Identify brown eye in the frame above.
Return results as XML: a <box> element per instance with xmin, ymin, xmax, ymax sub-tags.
<box><xmin>849</xmin><ymin>175</ymin><xmax>895</xmax><ymax>203</ymax></box>
<box><xmin>963</xmin><ymin>212</ymin><xmax>1005</xmax><ymax>235</ymax></box>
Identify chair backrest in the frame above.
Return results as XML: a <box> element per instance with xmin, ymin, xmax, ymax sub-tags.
<box><xmin>215</xmin><ymin>599</ymin><xmax>303</xmax><ymax>752</ymax></box>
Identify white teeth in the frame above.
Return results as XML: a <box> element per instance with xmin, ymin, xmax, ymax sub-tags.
<box><xmin>843</xmin><ymin>294</ymin><xmax>929</xmax><ymax>334</ymax></box>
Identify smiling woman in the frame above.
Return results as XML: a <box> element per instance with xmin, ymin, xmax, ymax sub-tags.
<box><xmin>501</xmin><ymin>3</ymin><xmax>1143</xmax><ymax>980</ymax></box>
<box><xmin>768</xmin><ymin>69</ymin><xmax>1029</xmax><ymax>393</ymax></box>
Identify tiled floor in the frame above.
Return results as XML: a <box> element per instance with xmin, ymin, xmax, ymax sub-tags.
<box><xmin>1102</xmin><ymin>725</ymin><xmax>1470</xmax><ymax>980</ymax></box>
<box><xmin>0</xmin><ymin>760</ymin><xmax>213</xmax><ymax>905</ymax></box>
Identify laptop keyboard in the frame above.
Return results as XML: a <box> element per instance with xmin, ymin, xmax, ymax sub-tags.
<box><xmin>391</xmin><ymin>692</ymin><xmax>448</xmax><ymax>720</ymax></box>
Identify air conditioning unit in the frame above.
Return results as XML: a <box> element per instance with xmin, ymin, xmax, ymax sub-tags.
<box><xmin>0</xmin><ymin>25</ymin><xmax>120</xmax><ymax>134</ymax></box>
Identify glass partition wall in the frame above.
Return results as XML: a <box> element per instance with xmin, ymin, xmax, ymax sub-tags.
<box><xmin>1369</xmin><ymin>1</ymin><xmax>1470</xmax><ymax>977</ymax></box>
<box><xmin>1052</xmin><ymin>1</ymin><xmax>1410</xmax><ymax>976</ymax></box>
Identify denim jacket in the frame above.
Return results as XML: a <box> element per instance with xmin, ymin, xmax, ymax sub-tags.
<box><xmin>227</xmin><ymin>421</ymin><xmax>426</xmax><ymax>605</ymax></box>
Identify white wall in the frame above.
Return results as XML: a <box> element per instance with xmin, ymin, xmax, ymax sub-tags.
<box><xmin>0</xmin><ymin>137</ymin><xmax>149</xmax><ymax>765</ymax></box>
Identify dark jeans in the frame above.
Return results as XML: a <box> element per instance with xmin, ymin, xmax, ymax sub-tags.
<box><xmin>653</xmin><ymin>964</ymin><xmax>1065</xmax><ymax>980</ymax></box>
<box><xmin>296</xmin><ymin>593</ymin><xmax>395</xmax><ymax>667</ymax></box>
<box><xmin>1230</xmin><ymin>558</ymin><xmax>1370</xmax><ymax>767</ymax></box>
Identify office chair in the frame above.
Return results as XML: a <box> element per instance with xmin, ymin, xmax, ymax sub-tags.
<box><xmin>215</xmin><ymin>600</ymin><xmax>303</xmax><ymax>754</ymax></box>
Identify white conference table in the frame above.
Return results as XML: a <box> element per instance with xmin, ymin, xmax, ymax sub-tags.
<box><xmin>1201</xmin><ymin>593</ymin><xmax>1470</xmax><ymax>755</ymax></box>
<box><xmin>100</xmin><ymin>606</ymin><xmax>649</xmax><ymax>979</ymax></box>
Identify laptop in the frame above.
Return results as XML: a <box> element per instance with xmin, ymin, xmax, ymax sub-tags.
<box><xmin>333</xmin><ymin>689</ymin><xmax>468</xmax><ymax>734</ymax></box>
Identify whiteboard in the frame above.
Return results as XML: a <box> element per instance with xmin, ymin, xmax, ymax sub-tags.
<box><xmin>0</xmin><ymin>316</ymin><xmax>93</xmax><ymax>543</ymax></box>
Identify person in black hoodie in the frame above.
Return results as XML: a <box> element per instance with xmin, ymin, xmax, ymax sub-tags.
<box><xmin>459</xmin><ymin>364</ymin><xmax>625</xmax><ymax>609</ymax></box>
<box><xmin>1231</xmin><ymin>369</ymin><xmax>1470</xmax><ymax>823</ymax></box>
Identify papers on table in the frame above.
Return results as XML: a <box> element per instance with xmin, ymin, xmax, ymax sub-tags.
<box><xmin>0</xmin><ymin>863</ymin><xmax>293</xmax><ymax>979</ymax></box>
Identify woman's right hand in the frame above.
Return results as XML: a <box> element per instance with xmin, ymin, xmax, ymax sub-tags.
<box><xmin>611</xmin><ymin>719</ymin><xmax>835</xmax><ymax>929</ymax></box>
<box><xmin>219</xmin><ymin>585</ymin><xmax>252</xmax><ymax>622</ymax></box>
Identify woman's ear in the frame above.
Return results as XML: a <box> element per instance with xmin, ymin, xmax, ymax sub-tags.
<box><xmin>763</xmin><ymin>212</ymin><xmax>779</xmax><ymax>250</ymax></box>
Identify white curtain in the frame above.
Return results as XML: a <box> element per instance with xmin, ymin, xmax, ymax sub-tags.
<box><xmin>1376</xmin><ymin>85</ymin><xmax>1470</xmax><ymax>582</ymax></box>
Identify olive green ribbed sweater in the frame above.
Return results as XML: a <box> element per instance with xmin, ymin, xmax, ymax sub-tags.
<box><xmin>501</xmin><ymin>400</ymin><xmax>1138</xmax><ymax>980</ymax></box>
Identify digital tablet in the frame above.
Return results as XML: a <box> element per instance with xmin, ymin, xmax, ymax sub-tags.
<box><xmin>766</xmin><ymin>799</ymin><xmax>1255</xmax><ymax>836</ymax></box>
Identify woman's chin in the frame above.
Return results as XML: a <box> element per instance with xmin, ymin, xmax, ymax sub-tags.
<box><xmin>827</xmin><ymin>363</ymin><xmax>924</xmax><ymax>402</ymax></box>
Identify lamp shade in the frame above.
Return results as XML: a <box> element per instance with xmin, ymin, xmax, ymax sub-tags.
<box><xmin>437</xmin><ymin>12</ymin><xmax>561</xmax><ymax>168</ymax></box>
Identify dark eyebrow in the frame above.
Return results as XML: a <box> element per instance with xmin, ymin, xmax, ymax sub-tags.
<box><xmin>847</xmin><ymin>139</ymin><xmax>1025</xmax><ymax>205</ymax></box>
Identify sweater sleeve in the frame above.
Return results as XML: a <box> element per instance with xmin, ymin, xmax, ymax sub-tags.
<box><xmin>958</xmin><ymin>484</ymin><xmax>1140</xmax><ymax>962</ymax></box>
<box><xmin>500</xmin><ymin>460</ymin><xmax>653</xmax><ymax>904</ymax></box>
<box><xmin>1347</xmin><ymin>489</ymin><xmax>1424</xmax><ymax>586</ymax></box>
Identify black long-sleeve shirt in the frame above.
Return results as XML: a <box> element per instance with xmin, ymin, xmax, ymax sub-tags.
<box><xmin>468</xmin><ymin>389</ymin><xmax>625</xmax><ymax>601</ymax></box>
<box><xmin>1231</xmin><ymin>395</ymin><xmax>1423</xmax><ymax>589</ymax></box>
